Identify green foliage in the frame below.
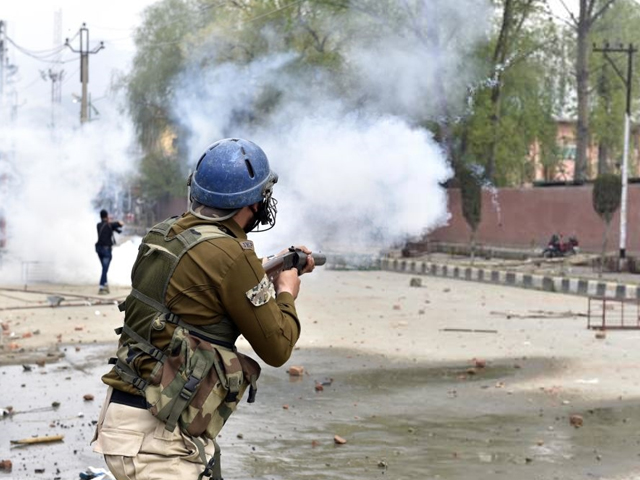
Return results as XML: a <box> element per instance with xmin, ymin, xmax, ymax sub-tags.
<box><xmin>139</xmin><ymin>152</ymin><xmax>186</xmax><ymax>201</ymax></box>
<box><xmin>589</xmin><ymin>0</ymin><xmax>640</xmax><ymax>171</ymax></box>
<box><xmin>123</xmin><ymin>0</ymin><xmax>640</xmax><ymax>207</ymax></box>
<box><xmin>462</xmin><ymin>0</ymin><xmax>562</xmax><ymax>186</ymax></box>
<box><xmin>592</xmin><ymin>173</ymin><xmax>622</xmax><ymax>224</ymax></box>
<box><xmin>459</xmin><ymin>168</ymin><xmax>482</xmax><ymax>232</ymax></box>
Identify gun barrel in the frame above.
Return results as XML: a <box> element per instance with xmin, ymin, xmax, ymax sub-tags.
<box><xmin>311</xmin><ymin>253</ymin><xmax>327</xmax><ymax>266</ymax></box>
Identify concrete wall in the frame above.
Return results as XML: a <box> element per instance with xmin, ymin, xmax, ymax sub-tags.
<box><xmin>427</xmin><ymin>184</ymin><xmax>640</xmax><ymax>254</ymax></box>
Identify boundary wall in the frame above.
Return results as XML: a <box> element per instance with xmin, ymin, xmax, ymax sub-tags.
<box><xmin>427</xmin><ymin>184</ymin><xmax>640</xmax><ymax>254</ymax></box>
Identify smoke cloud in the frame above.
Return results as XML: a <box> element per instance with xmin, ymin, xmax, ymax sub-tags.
<box><xmin>174</xmin><ymin>0</ymin><xmax>491</xmax><ymax>257</ymax></box>
<box><xmin>0</xmin><ymin>0</ymin><xmax>492</xmax><ymax>285</ymax></box>
<box><xmin>0</xmin><ymin>100</ymin><xmax>136</xmax><ymax>286</ymax></box>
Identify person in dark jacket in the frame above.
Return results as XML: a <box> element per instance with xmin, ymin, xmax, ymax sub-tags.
<box><xmin>95</xmin><ymin>209</ymin><xmax>123</xmax><ymax>294</ymax></box>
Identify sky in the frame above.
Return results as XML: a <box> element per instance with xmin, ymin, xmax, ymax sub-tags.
<box><xmin>2</xmin><ymin>0</ymin><xmax>157</xmax><ymax>114</ymax></box>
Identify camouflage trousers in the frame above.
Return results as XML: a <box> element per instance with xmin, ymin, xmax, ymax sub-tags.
<box><xmin>92</xmin><ymin>388</ymin><xmax>216</xmax><ymax>480</ymax></box>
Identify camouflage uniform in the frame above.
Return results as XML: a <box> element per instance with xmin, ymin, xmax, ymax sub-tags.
<box><xmin>93</xmin><ymin>213</ymin><xmax>300</xmax><ymax>479</ymax></box>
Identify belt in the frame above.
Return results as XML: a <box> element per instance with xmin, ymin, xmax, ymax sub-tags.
<box><xmin>110</xmin><ymin>389</ymin><xmax>149</xmax><ymax>410</ymax></box>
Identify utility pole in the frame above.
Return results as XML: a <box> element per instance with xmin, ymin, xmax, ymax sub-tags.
<box><xmin>40</xmin><ymin>69</ymin><xmax>65</xmax><ymax>127</ymax></box>
<box><xmin>64</xmin><ymin>23</ymin><xmax>104</xmax><ymax>124</ymax></box>
<box><xmin>593</xmin><ymin>42</ymin><xmax>636</xmax><ymax>263</ymax></box>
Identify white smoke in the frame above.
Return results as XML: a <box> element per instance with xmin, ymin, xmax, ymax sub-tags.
<box><xmin>0</xmin><ymin>100</ymin><xmax>137</xmax><ymax>286</ymax></box>
<box><xmin>173</xmin><ymin>0</ymin><xmax>491</xmax><ymax>256</ymax></box>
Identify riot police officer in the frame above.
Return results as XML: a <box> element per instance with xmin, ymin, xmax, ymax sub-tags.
<box><xmin>93</xmin><ymin>138</ymin><xmax>316</xmax><ymax>480</ymax></box>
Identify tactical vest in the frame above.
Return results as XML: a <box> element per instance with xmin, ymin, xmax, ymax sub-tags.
<box><xmin>110</xmin><ymin>217</ymin><xmax>261</xmax><ymax>480</ymax></box>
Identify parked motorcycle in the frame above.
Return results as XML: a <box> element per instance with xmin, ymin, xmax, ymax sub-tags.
<box><xmin>542</xmin><ymin>234</ymin><xmax>579</xmax><ymax>258</ymax></box>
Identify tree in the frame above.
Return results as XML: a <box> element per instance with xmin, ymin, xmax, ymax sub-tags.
<box><xmin>555</xmin><ymin>0</ymin><xmax>618</xmax><ymax>182</ymax></box>
<box><xmin>459</xmin><ymin>167</ymin><xmax>483</xmax><ymax>263</ymax></box>
<box><xmin>592</xmin><ymin>173</ymin><xmax>621</xmax><ymax>274</ymax></box>
<box><xmin>589</xmin><ymin>0</ymin><xmax>640</xmax><ymax>175</ymax></box>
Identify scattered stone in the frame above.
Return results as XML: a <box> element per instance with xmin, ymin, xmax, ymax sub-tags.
<box><xmin>1</xmin><ymin>322</ymin><xmax>9</xmax><ymax>331</ymax></box>
<box><xmin>52</xmin><ymin>401</ymin><xmax>61</xmax><ymax>408</ymax></box>
<box><xmin>0</xmin><ymin>459</ymin><xmax>12</xmax><ymax>471</ymax></box>
<box><xmin>392</xmin><ymin>304</ymin><xmax>401</xmax><ymax>310</ymax></box>
<box><xmin>314</xmin><ymin>383</ymin><xmax>324</xmax><ymax>392</ymax></box>
<box><xmin>569</xmin><ymin>414</ymin><xmax>583</xmax><ymax>428</ymax></box>
<box><xmin>595</xmin><ymin>331</ymin><xmax>606</xmax><ymax>340</ymax></box>
<box><xmin>36</xmin><ymin>360</ymin><xmax>46</xmax><ymax>367</ymax></box>
<box><xmin>474</xmin><ymin>358</ymin><xmax>486</xmax><ymax>369</ymax></box>
<box><xmin>334</xmin><ymin>435</ymin><xmax>347</xmax><ymax>445</ymax></box>
<box><xmin>22</xmin><ymin>365</ymin><xmax>32</xmax><ymax>371</ymax></box>
<box><xmin>311</xmin><ymin>440</ymin><xmax>319</xmax><ymax>448</ymax></box>
<box><xmin>34</xmin><ymin>468</ymin><xmax>45</xmax><ymax>474</ymax></box>
<box><xmin>377</xmin><ymin>460</ymin><xmax>388</xmax><ymax>468</ymax></box>
<box><xmin>74</xmin><ymin>326</ymin><xmax>84</xmax><ymax>331</ymax></box>
<box><xmin>83</xmin><ymin>394</ymin><xmax>94</xmax><ymax>401</ymax></box>
<box><xmin>282</xmin><ymin>404</ymin><xmax>289</xmax><ymax>410</ymax></box>
<box><xmin>287</xmin><ymin>366</ymin><xmax>304</xmax><ymax>376</ymax></box>
<box><xmin>409</xmin><ymin>278</ymin><xmax>422</xmax><ymax>287</ymax></box>
<box><xmin>21</xmin><ymin>332</ymin><xmax>33</xmax><ymax>338</ymax></box>
<box><xmin>236</xmin><ymin>433</ymin><xmax>244</xmax><ymax>439</ymax></box>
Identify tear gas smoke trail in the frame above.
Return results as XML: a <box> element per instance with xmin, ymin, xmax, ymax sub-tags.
<box><xmin>0</xmin><ymin>101</ymin><xmax>138</xmax><ymax>286</ymax></box>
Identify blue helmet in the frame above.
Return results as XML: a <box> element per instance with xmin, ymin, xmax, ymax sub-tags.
<box><xmin>190</xmin><ymin>138</ymin><xmax>278</xmax><ymax>209</ymax></box>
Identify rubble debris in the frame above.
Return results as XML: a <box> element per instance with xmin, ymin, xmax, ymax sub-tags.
<box><xmin>0</xmin><ymin>459</ymin><xmax>12</xmax><ymax>471</ymax></box>
<box><xmin>595</xmin><ymin>331</ymin><xmax>606</xmax><ymax>340</ymax></box>
<box><xmin>377</xmin><ymin>460</ymin><xmax>388</xmax><ymax>468</ymax></box>
<box><xmin>80</xmin><ymin>468</ymin><xmax>114</xmax><ymax>480</ymax></box>
<box><xmin>569</xmin><ymin>414</ymin><xmax>584</xmax><ymax>428</ymax></box>
<box><xmin>10</xmin><ymin>434</ymin><xmax>64</xmax><ymax>445</ymax></box>
<box><xmin>409</xmin><ymin>278</ymin><xmax>422</xmax><ymax>287</ymax></box>
<box><xmin>315</xmin><ymin>383</ymin><xmax>324</xmax><ymax>392</ymax></box>
<box><xmin>36</xmin><ymin>359</ymin><xmax>46</xmax><ymax>367</ymax></box>
<box><xmin>287</xmin><ymin>366</ymin><xmax>304</xmax><ymax>376</ymax></box>
<box><xmin>441</xmin><ymin>328</ymin><xmax>498</xmax><ymax>334</ymax></box>
<box><xmin>474</xmin><ymin>359</ymin><xmax>486</xmax><ymax>368</ymax></box>
<box><xmin>22</xmin><ymin>365</ymin><xmax>32</xmax><ymax>371</ymax></box>
<box><xmin>83</xmin><ymin>394</ymin><xmax>95</xmax><ymax>401</ymax></box>
<box><xmin>334</xmin><ymin>435</ymin><xmax>347</xmax><ymax>445</ymax></box>
<box><xmin>46</xmin><ymin>296</ymin><xmax>65</xmax><ymax>307</ymax></box>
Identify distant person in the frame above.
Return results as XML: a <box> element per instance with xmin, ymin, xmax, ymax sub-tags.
<box><xmin>95</xmin><ymin>209</ymin><xmax>123</xmax><ymax>294</ymax></box>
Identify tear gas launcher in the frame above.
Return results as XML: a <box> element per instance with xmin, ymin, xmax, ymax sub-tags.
<box><xmin>263</xmin><ymin>247</ymin><xmax>326</xmax><ymax>281</ymax></box>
